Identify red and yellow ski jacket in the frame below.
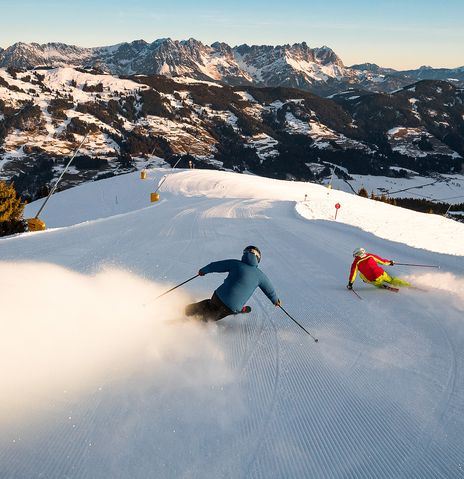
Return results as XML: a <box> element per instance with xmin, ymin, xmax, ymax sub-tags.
<box><xmin>349</xmin><ymin>253</ymin><xmax>391</xmax><ymax>284</ymax></box>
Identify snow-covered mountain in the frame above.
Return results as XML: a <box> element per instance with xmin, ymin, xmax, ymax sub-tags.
<box><xmin>2</xmin><ymin>38</ymin><xmax>462</xmax><ymax>95</ymax></box>
<box><xmin>351</xmin><ymin>63</ymin><xmax>464</xmax><ymax>90</ymax></box>
<box><xmin>1</xmin><ymin>168</ymin><xmax>463</xmax><ymax>478</ymax></box>
<box><xmin>398</xmin><ymin>65</ymin><xmax>464</xmax><ymax>83</ymax></box>
<box><xmin>1</xmin><ymin>66</ymin><xmax>463</xmax><ymax>204</ymax></box>
<box><xmin>0</xmin><ymin>39</ymin><xmax>352</xmax><ymax>91</ymax></box>
<box><xmin>0</xmin><ymin>42</ymin><xmax>92</xmax><ymax>71</ymax></box>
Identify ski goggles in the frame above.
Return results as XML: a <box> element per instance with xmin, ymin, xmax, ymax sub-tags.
<box><xmin>244</xmin><ymin>247</ymin><xmax>261</xmax><ymax>262</ymax></box>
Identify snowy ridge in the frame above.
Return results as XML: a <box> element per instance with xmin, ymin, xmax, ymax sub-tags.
<box><xmin>0</xmin><ymin>39</ymin><xmax>366</xmax><ymax>93</ymax></box>
<box><xmin>1</xmin><ymin>169</ymin><xmax>463</xmax><ymax>478</ymax></box>
<box><xmin>157</xmin><ymin>170</ymin><xmax>464</xmax><ymax>255</ymax></box>
<box><xmin>2</xmin><ymin>39</ymin><xmax>464</xmax><ymax>96</ymax></box>
<box><xmin>1</xmin><ymin>66</ymin><xmax>463</xmax><ymax>203</ymax></box>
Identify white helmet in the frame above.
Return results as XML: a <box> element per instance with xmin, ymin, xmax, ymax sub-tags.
<box><xmin>353</xmin><ymin>247</ymin><xmax>366</xmax><ymax>258</ymax></box>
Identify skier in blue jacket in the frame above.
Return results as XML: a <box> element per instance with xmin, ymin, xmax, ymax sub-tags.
<box><xmin>185</xmin><ymin>245</ymin><xmax>281</xmax><ymax>321</ymax></box>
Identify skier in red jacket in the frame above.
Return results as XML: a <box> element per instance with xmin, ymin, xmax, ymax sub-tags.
<box><xmin>347</xmin><ymin>247</ymin><xmax>410</xmax><ymax>290</ymax></box>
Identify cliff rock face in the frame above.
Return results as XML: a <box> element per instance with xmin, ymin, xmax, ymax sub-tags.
<box><xmin>0</xmin><ymin>39</ymin><xmax>364</xmax><ymax>94</ymax></box>
<box><xmin>2</xmin><ymin>39</ymin><xmax>463</xmax><ymax>95</ymax></box>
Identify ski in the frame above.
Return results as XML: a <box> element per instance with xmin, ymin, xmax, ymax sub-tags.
<box><xmin>169</xmin><ymin>306</ymin><xmax>252</xmax><ymax>324</ymax></box>
<box><xmin>381</xmin><ymin>284</ymin><xmax>400</xmax><ymax>293</ymax></box>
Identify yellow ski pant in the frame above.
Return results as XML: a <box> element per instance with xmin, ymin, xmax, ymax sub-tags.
<box><xmin>368</xmin><ymin>272</ymin><xmax>411</xmax><ymax>288</ymax></box>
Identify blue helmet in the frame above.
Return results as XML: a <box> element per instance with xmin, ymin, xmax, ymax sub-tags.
<box><xmin>243</xmin><ymin>245</ymin><xmax>261</xmax><ymax>263</ymax></box>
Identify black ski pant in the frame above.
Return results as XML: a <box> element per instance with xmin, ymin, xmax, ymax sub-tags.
<box><xmin>185</xmin><ymin>292</ymin><xmax>233</xmax><ymax>322</ymax></box>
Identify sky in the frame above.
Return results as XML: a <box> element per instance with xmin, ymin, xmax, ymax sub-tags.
<box><xmin>0</xmin><ymin>0</ymin><xmax>463</xmax><ymax>70</ymax></box>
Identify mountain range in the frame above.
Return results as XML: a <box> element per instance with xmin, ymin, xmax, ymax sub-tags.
<box><xmin>1</xmin><ymin>39</ymin><xmax>463</xmax><ymax>96</ymax></box>
<box><xmin>1</xmin><ymin>65</ymin><xmax>463</xmax><ymax>202</ymax></box>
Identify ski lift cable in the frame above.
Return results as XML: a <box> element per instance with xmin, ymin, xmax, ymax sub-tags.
<box><xmin>152</xmin><ymin>156</ymin><xmax>184</xmax><ymax>195</ymax></box>
<box><xmin>386</xmin><ymin>180</ymin><xmax>441</xmax><ymax>195</ymax></box>
<box><xmin>35</xmin><ymin>132</ymin><xmax>90</xmax><ymax>219</ymax></box>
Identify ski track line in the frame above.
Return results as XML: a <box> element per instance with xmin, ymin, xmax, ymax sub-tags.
<box><xmin>151</xmin><ymin>202</ymin><xmax>204</xmax><ymax>281</ymax></box>
<box><xmin>221</xmin><ymin>304</ymin><xmax>267</xmax><ymax>377</ymax></box>
<box><xmin>253</xmin><ymin>220</ymin><xmax>344</xmax><ymax>338</ymax></box>
<box><xmin>402</xmin><ymin>299</ymin><xmax>462</xmax><ymax>477</ymax></box>
<box><xmin>338</xmin><ymin>312</ymin><xmax>440</xmax><ymax>479</ymax></box>
<box><xmin>249</xmin><ymin>207</ymin><xmax>447</xmax><ymax>477</ymax></box>
<box><xmin>249</xmin><ymin>226</ymin><xmax>376</xmax><ymax>476</ymax></box>
<box><xmin>214</xmin><ymin>297</ymin><xmax>283</xmax><ymax>477</ymax></box>
<box><xmin>264</xmin><ymin>329</ymin><xmax>415</xmax><ymax>478</ymax></box>
<box><xmin>0</xmin><ymin>391</ymin><xmax>103</xmax><ymax>478</ymax></box>
<box><xmin>160</xmin><ymin>197</ymin><xmax>250</xmax><ymax>286</ymax></box>
<box><xmin>190</xmin><ymin>208</ymin><xmax>284</xmax><ymax>478</ymax></box>
<box><xmin>404</xmin><ymin>306</ymin><xmax>463</xmax><ymax>478</ymax></box>
<box><xmin>293</xmin><ymin>333</ymin><xmax>395</xmax><ymax>478</ymax></box>
<box><xmin>242</xmin><ymin>298</ymin><xmax>282</xmax><ymax>477</ymax></box>
<box><xmin>346</xmin><ymin>295</ymin><xmax>463</xmax><ymax>478</ymax></box>
<box><xmin>247</xmin><ymin>338</ymin><xmax>345</xmax><ymax>478</ymax></box>
<box><xmin>151</xmin><ymin>202</ymin><xmax>284</xmax><ymax>477</ymax></box>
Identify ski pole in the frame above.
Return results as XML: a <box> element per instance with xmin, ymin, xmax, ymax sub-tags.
<box><xmin>350</xmin><ymin>288</ymin><xmax>363</xmax><ymax>300</ymax></box>
<box><xmin>155</xmin><ymin>274</ymin><xmax>199</xmax><ymax>300</ymax></box>
<box><xmin>393</xmin><ymin>263</ymin><xmax>440</xmax><ymax>268</ymax></box>
<box><xmin>278</xmin><ymin>305</ymin><xmax>318</xmax><ymax>343</ymax></box>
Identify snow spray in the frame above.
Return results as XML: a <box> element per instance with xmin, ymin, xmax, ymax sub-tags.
<box><xmin>0</xmin><ymin>262</ymin><xmax>234</xmax><ymax>429</ymax></box>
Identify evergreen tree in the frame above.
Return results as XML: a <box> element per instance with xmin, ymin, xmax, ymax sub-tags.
<box><xmin>0</xmin><ymin>181</ymin><xmax>25</xmax><ymax>222</ymax></box>
<box><xmin>0</xmin><ymin>181</ymin><xmax>26</xmax><ymax>236</ymax></box>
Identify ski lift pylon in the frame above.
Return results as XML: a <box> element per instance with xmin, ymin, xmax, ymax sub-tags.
<box><xmin>25</xmin><ymin>132</ymin><xmax>90</xmax><ymax>232</ymax></box>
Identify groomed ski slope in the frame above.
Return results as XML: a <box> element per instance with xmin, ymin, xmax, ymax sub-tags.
<box><xmin>1</xmin><ymin>169</ymin><xmax>463</xmax><ymax>479</ymax></box>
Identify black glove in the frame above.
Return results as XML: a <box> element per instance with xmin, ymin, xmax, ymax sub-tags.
<box><xmin>198</xmin><ymin>270</ymin><xmax>205</xmax><ymax>276</ymax></box>
<box><xmin>389</xmin><ymin>261</ymin><xmax>394</xmax><ymax>266</ymax></box>
<box><xmin>347</xmin><ymin>283</ymin><xmax>353</xmax><ymax>290</ymax></box>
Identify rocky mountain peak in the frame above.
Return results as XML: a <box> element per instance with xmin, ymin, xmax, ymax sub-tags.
<box><xmin>313</xmin><ymin>46</ymin><xmax>344</xmax><ymax>67</ymax></box>
<box><xmin>1</xmin><ymin>38</ymin><xmax>463</xmax><ymax>95</ymax></box>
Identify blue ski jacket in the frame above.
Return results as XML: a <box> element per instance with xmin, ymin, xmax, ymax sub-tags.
<box><xmin>199</xmin><ymin>251</ymin><xmax>278</xmax><ymax>312</ymax></box>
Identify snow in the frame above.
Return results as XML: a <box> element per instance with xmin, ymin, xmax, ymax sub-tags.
<box><xmin>234</xmin><ymin>51</ymin><xmax>265</xmax><ymax>83</ymax></box>
<box><xmin>285</xmin><ymin>112</ymin><xmax>310</xmax><ymax>134</ymax></box>
<box><xmin>286</xmin><ymin>56</ymin><xmax>329</xmax><ymax>82</ymax></box>
<box><xmin>387</xmin><ymin>126</ymin><xmax>458</xmax><ymax>158</ymax></box>
<box><xmin>1</xmin><ymin>169</ymin><xmax>463</xmax><ymax>478</ymax></box>
<box><xmin>387</xmin><ymin>127</ymin><xmax>404</xmax><ymax>136</ymax></box>
<box><xmin>141</xmin><ymin>116</ymin><xmax>216</xmax><ymax>155</ymax></box>
<box><xmin>246</xmin><ymin>133</ymin><xmax>279</xmax><ymax>160</ymax></box>
<box><xmin>307</xmin><ymin>120</ymin><xmax>371</xmax><ymax>152</ymax></box>
<box><xmin>328</xmin><ymin>173</ymin><xmax>464</xmax><ymax>205</ymax></box>
<box><xmin>235</xmin><ymin>91</ymin><xmax>258</xmax><ymax>103</ymax></box>
<box><xmin>42</xmin><ymin>67</ymin><xmax>149</xmax><ymax>101</ymax></box>
<box><xmin>0</xmin><ymin>67</ymin><xmax>153</xmax><ymax>160</ymax></box>
<box><xmin>172</xmin><ymin>76</ymin><xmax>224</xmax><ymax>88</ymax></box>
